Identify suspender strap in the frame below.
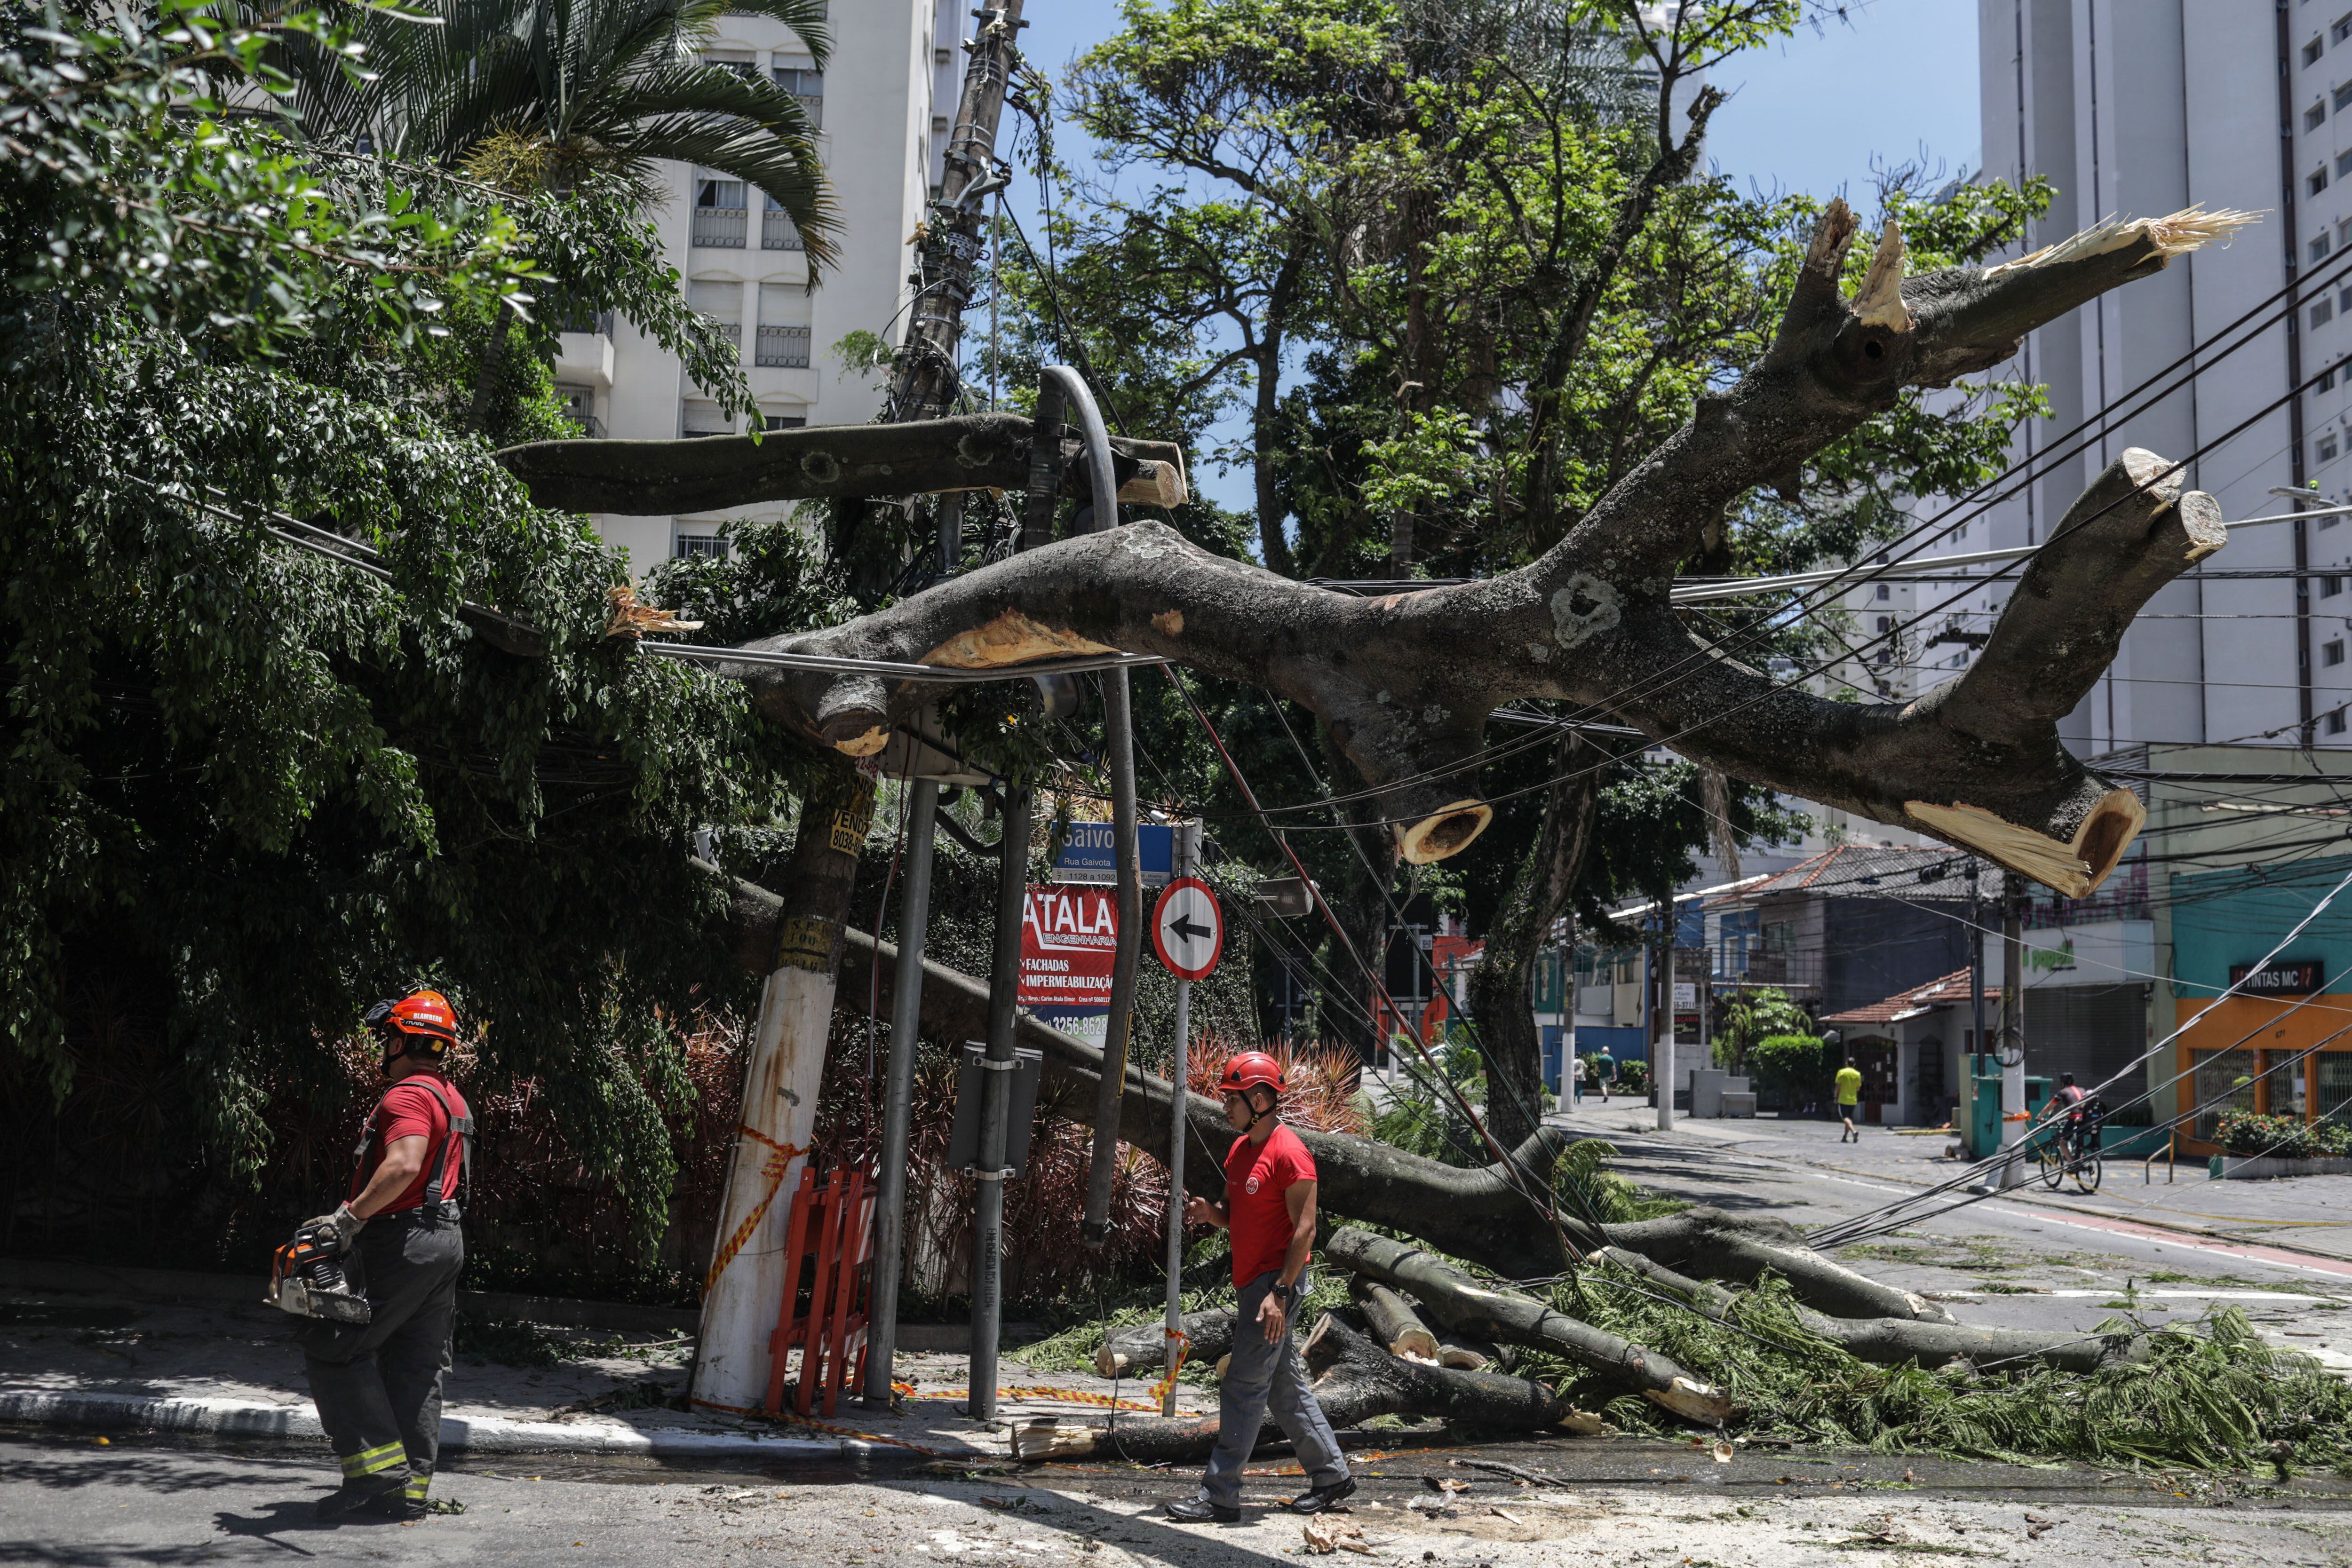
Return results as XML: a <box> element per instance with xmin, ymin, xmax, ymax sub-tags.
<box><xmin>349</xmin><ymin>1079</ymin><xmax>474</xmax><ymax>1214</ymax></box>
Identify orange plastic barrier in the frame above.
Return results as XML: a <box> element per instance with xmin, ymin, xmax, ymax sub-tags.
<box><xmin>763</xmin><ymin>1164</ymin><xmax>877</xmax><ymax>1420</ymax></box>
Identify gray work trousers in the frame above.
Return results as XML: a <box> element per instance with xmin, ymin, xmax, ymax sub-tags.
<box><xmin>1199</xmin><ymin>1271</ymin><xmax>1350</xmax><ymax>1508</ymax></box>
<box><xmin>300</xmin><ymin>1210</ymin><xmax>463</xmax><ymax>1501</ymax></box>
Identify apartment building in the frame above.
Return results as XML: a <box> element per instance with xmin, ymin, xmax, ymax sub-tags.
<box><xmin>557</xmin><ymin>0</ymin><xmax>964</xmax><ymax>574</ymax></box>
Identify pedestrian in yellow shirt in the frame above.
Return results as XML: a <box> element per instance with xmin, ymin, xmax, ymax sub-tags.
<box><xmin>1834</xmin><ymin>1059</ymin><xmax>1863</xmax><ymax>1143</ymax></box>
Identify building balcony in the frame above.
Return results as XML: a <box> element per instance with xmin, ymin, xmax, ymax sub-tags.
<box><xmin>755</xmin><ymin>324</ymin><xmax>811</xmax><ymax>368</ymax></box>
<box><xmin>553</xmin><ymin>329</ymin><xmax>614</xmax><ymax>389</ymax></box>
<box><xmin>762</xmin><ymin>209</ymin><xmax>805</xmax><ymax>250</ymax></box>
<box><xmin>692</xmin><ymin>206</ymin><xmax>747</xmax><ymax>248</ymax></box>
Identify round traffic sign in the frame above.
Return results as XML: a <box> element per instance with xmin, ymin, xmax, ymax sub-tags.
<box><xmin>1150</xmin><ymin>877</ymin><xmax>1223</xmax><ymax>982</ymax></box>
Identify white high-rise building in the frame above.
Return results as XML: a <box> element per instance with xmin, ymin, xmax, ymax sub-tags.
<box><xmin>1860</xmin><ymin>0</ymin><xmax>2339</xmax><ymax>752</ymax></box>
<box><xmin>556</xmin><ymin>0</ymin><xmax>963</xmax><ymax>574</ymax></box>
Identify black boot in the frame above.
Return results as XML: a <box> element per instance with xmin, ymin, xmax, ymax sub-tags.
<box><xmin>1286</xmin><ymin>1477</ymin><xmax>1358</xmax><ymax>1514</ymax></box>
<box><xmin>316</xmin><ymin>1475</ymin><xmax>406</xmax><ymax>1520</ymax></box>
<box><xmin>1166</xmin><ymin>1497</ymin><xmax>1241</xmax><ymax>1523</ymax></box>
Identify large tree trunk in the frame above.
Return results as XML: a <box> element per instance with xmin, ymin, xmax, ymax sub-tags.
<box><xmin>583</xmin><ymin>209</ymin><xmax>2253</xmax><ymax>898</ymax></box>
<box><xmin>1587</xmin><ymin>1245</ymin><xmax>2144</xmax><ymax>1374</ymax></box>
<box><xmin>1323</xmin><ymin>1227</ymin><xmax>1734</xmax><ymax>1424</ymax></box>
<box><xmin>1601</xmin><ymin>1206</ymin><xmax>1956</xmax><ymax>1324</ymax></box>
<box><xmin>1012</xmin><ymin>1313</ymin><xmax>1588</xmax><ymax>1463</ymax></box>
<box><xmin>1097</xmin><ymin>1309</ymin><xmax>1238</xmax><ymax>1380</ymax></box>
<box><xmin>1468</xmin><ymin>733</ymin><xmax>1603</xmax><ymax>1147</ymax></box>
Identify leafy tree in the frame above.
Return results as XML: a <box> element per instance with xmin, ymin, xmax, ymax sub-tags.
<box><xmin>0</xmin><ymin>0</ymin><xmax>816</xmax><ymax>1265</ymax></box>
<box><xmin>1714</xmin><ymin>985</ymin><xmax>1810</xmax><ymax>1072</ymax></box>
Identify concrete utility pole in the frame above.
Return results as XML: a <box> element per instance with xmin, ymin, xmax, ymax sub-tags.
<box><xmin>692</xmin><ymin>761</ymin><xmax>874</xmax><ymax>1411</ymax></box>
<box><xmin>968</xmin><ymin>785</ymin><xmax>1035</xmax><ymax>1421</ymax></box>
<box><xmin>1997</xmin><ymin>871</ymin><xmax>2028</xmax><ymax>1188</ymax></box>
<box><xmin>861</xmin><ymin>773</ymin><xmax>938</xmax><ymax>1406</ymax></box>
<box><xmin>1969</xmin><ymin>862</ymin><xmax>1986</xmax><ymax>1122</ymax></box>
<box><xmin>1160</xmin><ymin>822</ymin><xmax>1200</xmax><ymax>1417</ymax></box>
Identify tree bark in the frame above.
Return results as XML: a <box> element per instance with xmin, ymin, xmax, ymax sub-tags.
<box><xmin>1097</xmin><ymin>1308</ymin><xmax>1237</xmax><ymax>1380</ymax></box>
<box><xmin>1468</xmin><ymin>732</ymin><xmax>1602</xmax><ymax>1147</ymax></box>
<box><xmin>682</xmin><ymin>208</ymin><xmax>2244</xmax><ymax>895</ymax></box>
<box><xmin>496</xmin><ymin>413</ymin><xmax>1183</xmax><ymax>518</ymax></box>
<box><xmin>1585</xmin><ymin>1245</ymin><xmax>2143</xmax><ymax>1375</ymax></box>
<box><xmin>1351</xmin><ymin>1277</ymin><xmax>1440</xmax><ymax>1362</ymax></box>
<box><xmin>1600</xmin><ymin>1206</ymin><xmax>1955</xmax><ymax>1325</ymax></box>
<box><xmin>1013</xmin><ymin>1313</ymin><xmax>1587</xmax><ymax>1463</ymax></box>
<box><xmin>1324</xmin><ymin>1227</ymin><xmax>1735</xmax><ymax>1425</ymax></box>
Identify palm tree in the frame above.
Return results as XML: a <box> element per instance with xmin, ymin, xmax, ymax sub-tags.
<box><xmin>270</xmin><ymin>0</ymin><xmax>836</xmax><ymax>268</ymax></box>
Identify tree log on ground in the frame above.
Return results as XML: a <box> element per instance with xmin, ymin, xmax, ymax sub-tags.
<box><xmin>702</xmin><ymin>871</ymin><xmax>1590</xmax><ymax>1277</ymax></box>
<box><xmin>1012</xmin><ymin>1313</ymin><xmax>1591</xmax><ymax>1463</ymax></box>
<box><xmin>1325</xmin><ymin>1227</ymin><xmax>1736</xmax><ymax>1425</ymax></box>
<box><xmin>1600</xmin><ymin>1206</ymin><xmax>1955</xmax><ymax>1324</ymax></box>
<box><xmin>1351</xmin><ymin>1278</ymin><xmax>1441</xmax><ymax>1362</ymax></box>
<box><xmin>1586</xmin><ymin>1246</ymin><xmax>2143</xmax><ymax>1374</ymax></box>
<box><xmin>1097</xmin><ymin>1309</ymin><xmax>1237</xmax><ymax>1380</ymax></box>
<box><xmin>615</xmin><ymin>207</ymin><xmax>2248</xmax><ymax>894</ymax></box>
<box><xmin>1435</xmin><ymin>1331</ymin><xmax>1507</xmax><ymax>1372</ymax></box>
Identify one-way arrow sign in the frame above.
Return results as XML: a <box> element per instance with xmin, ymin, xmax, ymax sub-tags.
<box><xmin>1150</xmin><ymin>876</ymin><xmax>1224</xmax><ymax>982</ymax></box>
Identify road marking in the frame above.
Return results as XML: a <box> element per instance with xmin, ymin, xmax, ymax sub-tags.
<box><xmin>1931</xmin><ymin>1288</ymin><xmax>2336</xmax><ymax>1301</ymax></box>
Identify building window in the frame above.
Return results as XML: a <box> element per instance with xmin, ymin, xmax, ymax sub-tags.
<box><xmin>1874</xmin><ymin>582</ymin><xmax>1891</xmax><ymax>601</ymax></box>
<box><xmin>2323</xmin><ymin>433</ymin><xmax>2343</xmax><ymax>461</ymax></box>
<box><xmin>763</xmin><ymin>412</ymin><xmax>808</xmax><ymax>430</ymax></box>
<box><xmin>681</xmin><ymin>399</ymin><xmax>732</xmax><ymax>438</ymax></box>
<box><xmin>2310</xmin><ymin>36</ymin><xmax>2327</xmax><ymax>68</ymax></box>
<box><xmin>2328</xmin><ymin>640</ymin><xmax>2347</xmax><ymax>666</ymax></box>
<box><xmin>2323</xmin><ymin>574</ymin><xmax>2344</xmax><ymax>596</ymax></box>
<box><xmin>2315</xmin><ymin>166</ymin><xmax>2333</xmax><ymax>197</ymax></box>
<box><xmin>756</xmin><ymin>281</ymin><xmax>811</xmax><ymax>367</ymax></box>
<box><xmin>556</xmin><ymin>385</ymin><xmax>600</xmax><ymax>438</ymax></box>
<box><xmin>686</xmin><ymin>280</ymin><xmax>742</xmax><ymax>354</ymax></box>
<box><xmin>2326</xmin><ymin>368</ymin><xmax>2341</xmax><ymax>392</ymax></box>
<box><xmin>2316</xmin><ymin>296</ymin><xmax>2337</xmax><ymax>329</ymax></box>
<box><xmin>755</xmin><ymin>325</ymin><xmax>811</xmax><ymax>367</ymax></box>
<box><xmin>2316</xmin><ymin>232</ymin><xmax>2335</xmax><ymax>263</ymax></box>
<box><xmin>703</xmin><ymin>52</ymin><xmax>757</xmax><ymax>82</ymax></box>
<box><xmin>772</xmin><ymin>66</ymin><xmax>824</xmax><ymax>127</ymax></box>
<box><xmin>1875</xmin><ymin>615</ymin><xmax>1892</xmax><ymax>634</ymax></box>
<box><xmin>2339</xmin><ymin>14</ymin><xmax>2352</xmax><ymax>45</ymax></box>
<box><xmin>2332</xmin><ymin>709</ymin><xmax>2349</xmax><ymax>735</ymax></box>
<box><xmin>692</xmin><ymin>175</ymin><xmax>747</xmax><ymax>248</ymax></box>
<box><xmin>2310</xmin><ymin>100</ymin><xmax>2329</xmax><ymax>132</ymax></box>
<box><xmin>673</xmin><ymin>530</ymin><xmax>730</xmax><ymax>561</ymax></box>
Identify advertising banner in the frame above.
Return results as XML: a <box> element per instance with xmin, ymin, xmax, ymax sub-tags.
<box><xmin>1019</xmin><ymin>883</ymin><xmax>1119</xmax><ymax>1044</ymax></box>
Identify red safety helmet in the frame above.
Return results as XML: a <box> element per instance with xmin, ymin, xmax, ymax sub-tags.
<box><xmin>1216</xmin><ymin>1051</ymin><xmax>1286</xmax><ymax>1098</ymax></box>
<box><xmin>364</xmin><ymin>989</ymin><xmax>458</xmax><ymax>1066</ymax></box>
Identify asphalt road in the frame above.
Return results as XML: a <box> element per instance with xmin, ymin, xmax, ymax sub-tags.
<box><xmin>7</xmin><ymin>1429</ymin><xmax>2352</xmax><ymax>1568</ymax></box>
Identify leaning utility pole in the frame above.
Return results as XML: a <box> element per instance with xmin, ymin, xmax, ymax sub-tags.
<box><xmin>862</xmin><ymin>0</ymin><xmax>1028</xmax><ymax>1407</ymax></box>
<box><xmin>1996</xmin><ymin>871</ymin><xmax>2028</xmax><ymax>1189</ymax></box>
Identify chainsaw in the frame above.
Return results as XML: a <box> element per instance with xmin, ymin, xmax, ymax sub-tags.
<box><xmin>266</xmin><ymin>1219</ymin><xmax>372</xmax><ymax>1325</ymax></box>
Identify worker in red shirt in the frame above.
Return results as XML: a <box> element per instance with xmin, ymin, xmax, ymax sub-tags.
<box><xmin>299</xmin><ymin>989</ymin><xmax>474</xmax><ymax>1520</ymax></box>
<box><xmin>1166</xmin><ymin>1052</ymin><xmax>1354</xmax><ymax>1523</ymax></box>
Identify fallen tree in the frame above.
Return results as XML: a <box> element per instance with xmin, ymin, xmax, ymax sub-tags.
<box><xmin>1012</xmin><ymin>1312</ymin><xmax>1597</xmax><ymax>1463</ymax></box>
<box><xmin>575</xmin><ymin>206</ymin><xmax>2248</xmax><ymax>898</ymax></box>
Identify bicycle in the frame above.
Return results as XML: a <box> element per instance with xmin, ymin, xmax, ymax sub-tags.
<box><xmin>2036</xmin><ymin>1100</ymin><xmax>2106</xmax><ymax>1193</ymax></box>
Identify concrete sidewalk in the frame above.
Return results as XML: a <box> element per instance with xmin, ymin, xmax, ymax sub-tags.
<box><xmin>0</xmin><ymin>1260</ymin><xmax>1203</xmax><ymax>1462</ymax></box>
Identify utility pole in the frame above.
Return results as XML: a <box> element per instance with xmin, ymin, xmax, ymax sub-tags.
<box><xmin>1997</xmin><ymin>871</ymin><xmax>2027</xmax><ymax>1188</ymax></box>
<box><xmin>1968</xmin><ymin>862</ymin><xmax>1986</xmax><ymax>1140</ymax></box>
<box><xmin>967</xmin><ymin>785</ymin><xmax>1035</xmax><ymax>1422</ymax></box>
<box><xmin>1656</xmin><ymin>904</ymin><xmax>1675</xmax><ymax>1132</ymax></box>
<box><xmin>1160</xmin><ymin>822</ymin><xmax>1200</xmax><ymax>1417</ymax></box>
<box><xmin>860</xmin><ymin>0</ymin><xmax>1026</xmax><ymax>1408</ymax></box>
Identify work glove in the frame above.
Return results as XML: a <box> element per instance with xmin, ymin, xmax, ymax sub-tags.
<box><xmin>303</xmin><ymin>1203</ymin><xmax>366</xmax><ymax>1253</ymax></box>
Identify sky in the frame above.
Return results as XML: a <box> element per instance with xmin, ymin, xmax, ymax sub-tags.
<box><xmin>1000</xmin><ymin>0</ymin><xmax>1985</xmax><ymax>510</ymax></box>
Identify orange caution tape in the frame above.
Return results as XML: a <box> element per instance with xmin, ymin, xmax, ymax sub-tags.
<box><xmin>702</xmin><ymin>1126</ymin><xmax>804</xmax><ymax>1296</ymax></box>
<box><xmin>1146</xmin><ymin>1326</ymin><xmax>1192</xmax><ymax>1409</ymax></box>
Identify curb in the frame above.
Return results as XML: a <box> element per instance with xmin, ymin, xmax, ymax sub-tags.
<box><xmin>0</xmin><ymin>1389</ymin><xmax>993</xmax><ymax>1462</ymax></box>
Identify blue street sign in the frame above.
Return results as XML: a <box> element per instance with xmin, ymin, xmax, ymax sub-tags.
<box><xmin>1051</xmin><ymin>820</ymin><xmax>1174</xmax><ymax>887</ymax></box>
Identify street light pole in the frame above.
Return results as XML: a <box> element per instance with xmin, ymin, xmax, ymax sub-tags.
<box><xmin>1160</xmin><ymin>822</ymin><xmax>1199</xmax><ymax>1416</ymax></box>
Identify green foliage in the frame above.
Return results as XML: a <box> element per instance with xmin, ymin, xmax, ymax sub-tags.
<box><xmin>262</xmin><ymin>0</ymin><xmax>837</xmax><ymax>264</ymax></box>
<box><xmin>2215</xmin><ymin>1110</ymin><xmax>2352</xmax><ymax>1160</ymax></box>
<box><xmin>1749</xmin><ymin>1032</ymin><xmax>1825</xmax><ymax>1090</ymax></box>
<box><xmin>1554</xmin><ymin>1267</ymin><xmax>2352</xmax><ymax>1472</ymax></box>
<box><xmin>1555</xmin><ymin>1138</ymin><xmax>1686</xmax><ymax>1224</ymax></box>
<box><xmin>0</xmin><ymin>0</ymin><xmax>818</xmax><ymax>1248</ymax></box>
<box><xmin>1715</xmin><ymin>986</ymin><xmax>1809</xmax><ymax>1070</ymax></box>
<box><xmin>1613</xmin><ymin>1057</ymin><xmax>1649</xmax><ymax>1094</ymax></box>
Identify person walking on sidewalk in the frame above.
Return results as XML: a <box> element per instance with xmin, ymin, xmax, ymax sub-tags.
<box><xmin>1593</xmin><ymin>1046</ymin><xmax>1615</xmax><ymax>1104</ymax></box>
<box><xmin>1834</xmin><ymin>1055</ymin><xmax>1863</xmax><ymax>1143</ymax></box>
<box><xmin>301</xmin><ymin>990</ymin><xmax>474</xmax><ymax>1520</ymax></box>
<box><xmin>1166</xmin><ymin>1053</ymin><xmax>1354</xmax><ymax>1524</ymax></box>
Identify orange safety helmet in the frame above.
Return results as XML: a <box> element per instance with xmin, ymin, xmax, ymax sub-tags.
<box><xmin>1216</xmin><ymin>1051</ymin><xmax>1286</xmax><ymax>1098</ymax></box>
<box><xmin>364</xmin><ymin>989</ymin><xmax>458</xmax><ymax>1065</ymax></box>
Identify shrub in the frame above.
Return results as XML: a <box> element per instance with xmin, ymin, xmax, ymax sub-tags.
<box><xmin>1750</xmin><ymin>1032</ymin><xmax>1825</xmax><ymax>1088</ymax></box>
<box><xmin>2215</xmin><ymin>1110</ymin><xmax>2352</xmax><ymax>1160</ymax></box>
<box><xmin>1615</xmin><ymin>1059</ymin><xmax>1651</xmax><ymax>1093</ymax></box>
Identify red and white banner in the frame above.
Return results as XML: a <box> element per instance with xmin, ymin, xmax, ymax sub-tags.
<box><xmin>1018</xmin><ymin>884</ymin><xmax>1119</xmax><ymax>1014</ymax></box>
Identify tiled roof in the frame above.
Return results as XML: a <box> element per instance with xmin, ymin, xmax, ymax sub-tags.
<box><xmin>1820</xmin><ymin>966</ymin><xmax>2002</xmax><ymax>1026</ymax></box>
<box><xmin>1723</xmin><ymin>844</ymin><xmax>2002</xmax><ymax>903</ymax></box>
